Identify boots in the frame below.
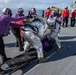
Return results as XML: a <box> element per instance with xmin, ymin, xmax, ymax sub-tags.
<box><xmin>15</xmin><ymin>43</ymin><xmax>19</xmax><ymax>47</ymax></box>
<box><xmin>15</xmin><ymin>42</ymin><xmax>19</xmax><ymax>47</ymax></box>
<box><xmin>56</xmin><ymin>47</ymin><xmax>61</xmax><ymax>52</ymax></box>
<box><xmin>39</xmin><ymin>57</ymin><xmax>48</xmax><ymax>63</ymax></box>
<box><xmin>55</xmin><ymin>45</ymin><xmax>61</xmax><ymax>52</ymax></box>
<box><xmin>19</xmin><ymin>48</ymin><xmax>24</xmax><ymax>51</ymax></box>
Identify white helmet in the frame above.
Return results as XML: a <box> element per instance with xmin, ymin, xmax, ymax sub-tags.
<box><xmin>2</xmin><ymin>8</ymin><xmax>7</xmax><ymax>14</ymax></box>
<box><xmin>2</xmin><ymin>8</ymin><xmax>12</xmax><ymax>16</ymax></box>
<box><xmin>47</xmin><ymin>18</ymin><xmax>55</xmax><ymax>26</ymax></box>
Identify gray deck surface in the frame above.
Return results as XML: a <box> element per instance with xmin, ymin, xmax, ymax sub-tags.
<box><xmin>24</xmin><ymin>27</ymin><xmax>76</xmax><ymax>75</ymax></box>
<box><xmin>2</xmin><ymin>18</ymin><xmax>76</xmax><ymax>75</ymax></box>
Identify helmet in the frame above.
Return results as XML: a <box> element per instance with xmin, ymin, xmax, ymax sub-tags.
<box><xmin>18</xmin><ymin>8</ymin><xmax>24</xmax><ymax>14</ymax></box>
<box><xmin>64</xmin><ymin>6</ymin><xmax>68</xmax><ymax>9</ymax></box>
<box><xmin>47</xmin><ymin>18</ymin><xmax>55</xmax><ymax>27</ymax></box>
<box><xmin>2</xmin><ymin>8</ymin><xmax>12</xmax><ymax>16</ymax></box>
<box><xmin>31</xmin><ymin>8</ymin><xmax>36</xmax><ymax>15</ymax></box>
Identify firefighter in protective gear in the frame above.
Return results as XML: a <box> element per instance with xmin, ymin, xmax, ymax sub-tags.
<box><xmin>21</xmin><ymin>18</ymin><xmax>47</xmax><ymax>63</ymax></box>
<box><xmin>46</xmin><ymin>18</ymin><xmax>61</xmax><ymax>51</ymax></box>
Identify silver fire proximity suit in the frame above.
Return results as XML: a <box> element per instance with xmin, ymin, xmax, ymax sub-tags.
<box><xmin>51</xmin><ymin>22</ymin><xmax>61</xmax><ymax>49</ymax></box>
<box><xmin>21</xmin><ymin>19</ymin><xmax>45</xmax><ymax>59</ymax></box>
<box><xmin>47</xmin><ymin>18</ymin><xmax>61</xmax><ymax>49</ymax></box>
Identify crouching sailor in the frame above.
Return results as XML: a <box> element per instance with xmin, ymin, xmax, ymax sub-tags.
<box><xmin>21</xmin><ymin>18</ymin><xmax>47</xmax><ymax>63</ymax></box>
<box><xmin>46</xmin><ymin>18</ymin><xmax>61</xmax><ymax>51</ymax></box>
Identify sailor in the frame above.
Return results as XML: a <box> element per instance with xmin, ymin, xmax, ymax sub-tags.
<box><xmin>21</xmin><ymin>18</ymin><xmax>47</xmax><ymax>63</ymax></box>
<box><xmin>11</xmin><ymin>8</ymin><xmax>25</xmax><ymax>51</ymax></box>
<box><xmin>46</xmin><ymin>18</ymin><xmax>61</xmax><ymax>51</ymax></box>
<box><xmin>0</xmin><ymin>8</ymin><xmax>26</xmax><ymax>72</ymax></box>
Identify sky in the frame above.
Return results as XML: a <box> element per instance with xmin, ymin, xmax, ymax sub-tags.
<box><xmin>0</xmin><ymin>0</ymin><xmax>74</xmax><ymax>10</ymax></box>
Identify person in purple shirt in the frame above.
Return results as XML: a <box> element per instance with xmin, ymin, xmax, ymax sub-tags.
<box><xmin>0</xmin><ymin>8</ymin><xmax>26</xmax><ymax>66</ymax></box>
<box><xmin>11</xmin><ymin>8</ymin><xmax>25</xmax><ymax>51</ymax></box>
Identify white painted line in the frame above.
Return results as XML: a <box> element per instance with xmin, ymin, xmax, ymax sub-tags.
<box><xmin>24</xmin><ymin>51</ymin><xmax>57</xmax><ymax>75</ymax></box>
<box><xmin>47</xmin><ymin>51</ymin><xmax>57</xmax><ymax>59</ymax></box>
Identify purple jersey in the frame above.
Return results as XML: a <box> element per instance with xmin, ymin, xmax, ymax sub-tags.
<box><xmin>0</xmin><ymin>14</ymin><xmax>26</xmax><ymax>36</ymax></box>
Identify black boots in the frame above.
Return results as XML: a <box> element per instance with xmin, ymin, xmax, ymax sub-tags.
<box><xmin>19</xmin><ymin>48</ymin><xmax>24</xmax><ymax>51</ymax></box>
<box><xmin>56</xmin><ymin>48</ymin><xmax>61</xmax><ymax>52</ymax></box>
<box><xmin>39</xmin><ymin>57</ymin><xmax>48</xmax><ymax>63</ymax></box>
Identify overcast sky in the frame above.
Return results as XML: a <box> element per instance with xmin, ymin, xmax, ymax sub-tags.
<box><xmin>0</xmin><ymin>0</ymin><xmax>73</xmax><ymax>10</ymax></box>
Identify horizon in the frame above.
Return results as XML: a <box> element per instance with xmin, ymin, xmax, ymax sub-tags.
<box><xmin>0</xmin><ymin>0</ymin><xmax>74</xmax><ymax>10</ymax></box>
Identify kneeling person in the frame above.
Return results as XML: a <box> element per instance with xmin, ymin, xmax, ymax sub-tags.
<box><xmin>46</xmin><ymin>18</ymin><xmax>61</xmax><ymax>51</ymax></box>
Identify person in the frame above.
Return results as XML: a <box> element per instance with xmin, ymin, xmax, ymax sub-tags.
<box><xmin>62</xmin><ymin>6</ymin><xmax>69</xmax><ymax>27</ymax></box>
<box><xmin>46</xmin><ymin>18</ymin><xmax>61</xmax><ymax>51</ymax></box>
<box><xmin>42</xmin><ymin>10</ymin><xmax>44</xmax><ymax>17</ymax></box>
<box><xmin>31</xmin><ymin>8</ymin><xmax>37</xmax><ymax>16</ymax></box>
<box><xmin>11</xmin><ymin>8</ymin><xmax>25</xmax><ymax>51</ymax></box>
<box><xmin>44</xmin><ymin>7</ymin><xmax>51</xmax><ymax>19</ymax></box>
<box><xmin>49</xmin><ymin>10</ymin><xmax>62</xmax><ymax>30</ymax></box>
<box><xmin>71</xmin><ymin>8</ymin><xmax>76</xmax><ymax>27</ymax></box>
<box><xmin>0</xmin><ymin>8</ymin><xmax>26</xmax><ymax>67</ymax></box>
<box><xmin>27</xmin><ymin>8</ymin><xmax>32</xmax><ymax>17</ymax></box>
<box><xmin>21</xmin><ymin>18</ymin><xmax>47</xmax><ymax>63</ymax></box>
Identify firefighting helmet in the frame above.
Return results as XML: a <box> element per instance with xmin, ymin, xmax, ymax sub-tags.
<box><xmin>18</xmin><ymin>8</ymin><xmax>24</xmax><ymax>13</ymax></box>
<box><xmin>47</xmin><ymin>18</ymin><xmax>55</xmax><ymax>27</ymax></box>
<box><xmin>2</xmin><ymin>8</ymin><xmax>12</xmax><ymax>16</ymax></box>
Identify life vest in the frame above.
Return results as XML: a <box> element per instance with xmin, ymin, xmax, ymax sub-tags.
<box><xmin>11</xmin><ymin>20</ymin><xmax>26</xmax><ymax>36</ymax></box>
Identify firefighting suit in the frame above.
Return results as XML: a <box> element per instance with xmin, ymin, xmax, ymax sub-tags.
<box><xmin>51</xmin><ymin>22</ymin><xmax>61</xmax><ymax>49</ymax></box>
<box><xmin>21</xmin><ymin>20</ymin><xmax>45</xmax><ymax>58</ymax></box>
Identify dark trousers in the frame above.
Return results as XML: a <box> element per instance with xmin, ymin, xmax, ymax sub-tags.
<box><xmin>0</xmin><ymin>36</ymin><xmax>7</xmax><ymax>59</ymax></box>
<box><xmin>62</xmin><ymin>17</ymin><xmax>69</xmax><ymax>27</ymax></box>
<box><xmin>11</xmin><ymin>27</ymin><xmax>23</xmax><ymax>50</ymax></box>
<box><xmin>71</xmin><ymin>18</ymin><xmax>75</xmax><ymax>27</ymax></box>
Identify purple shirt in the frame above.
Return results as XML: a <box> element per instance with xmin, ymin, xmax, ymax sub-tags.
<box><xmin>0</xmin><ymin>14</ymin><xmax>26</xmax><ymax>36</ymax></box>
<box><xmin>14</xmin><ymin>13</ymin><xmax>25</xmax><ymax>18</ymax></box>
